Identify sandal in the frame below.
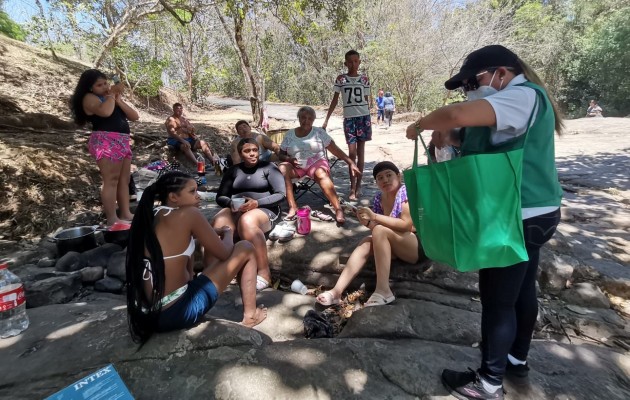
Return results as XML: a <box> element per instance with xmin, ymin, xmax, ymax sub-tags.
<box><xmin>256</xmin><ymin>275</ymin><xmax>270</xmax><ymax>291</ymax></box>
<box><xmin>310</xmin><ymin>210</ymin><xmax>334</xmax><ymax>222</ymax></box>
<box><xmin>316</xmin><ymin>290</ymin><xmax>341</xmax><ymax>306</ymax></box>
<box><xmin>364</xmin><ymin>292</ymin><xmax>395</xmax><ymax>307</ymax></box>
<box><xmin>283</xmin><ymin>213</ymin><xmax>297</xmax><ymax>221</ymax></box>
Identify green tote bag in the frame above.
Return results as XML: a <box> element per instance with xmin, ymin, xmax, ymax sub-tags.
<box><xmin>403</xmin><ymin>136</ymin><xmax>528</xmax><ymax>272</ymax></box>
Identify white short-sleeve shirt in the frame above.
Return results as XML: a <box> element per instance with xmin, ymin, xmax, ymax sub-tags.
<box><xmin>482</xmin><ymin>74</ymin><xmax>557</xmax><ymax>219</ymax></box>
<box><xmin>483</xmin><ymin>74</ymin><xmax>538</xmax><ymax>145</ymax></box>
<box><xmin>333</xmin><ymin>74</ymin><xmax>371</xmax><ymax>118</ymax></box>
<box><xmin>280</xmin><ymin>127</ymin><xmax>332</xmax><ymax>169</ymax></box>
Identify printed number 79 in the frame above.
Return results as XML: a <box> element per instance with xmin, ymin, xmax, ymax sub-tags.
<box><xmin>344</xmin><ymin>87</ymin><xmax>363</xmax><ymax>104</ymax></box>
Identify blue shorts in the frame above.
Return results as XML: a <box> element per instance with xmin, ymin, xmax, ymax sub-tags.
<box><xmin>377</xmin><ymin>109</ymin><xmax>384</xmax><ymax>120</ymax></box>
<box><xmin>343</xmin><ymin>115</ymin><xmax>372</xmax><ymax>144</ymax></box>
<box><xmin>167</xmin><ymin>137</ymin><xmax>196</xmax><ymax>150</ymax></box>
<box><xmin>157</xmin><ymin>274</ymin><xmax>219</xmax><ymax>332</ymax></box>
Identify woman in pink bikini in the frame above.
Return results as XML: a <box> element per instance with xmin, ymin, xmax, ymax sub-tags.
<box><xmin>126</xmin><ymin>171</ymin><xmax>267</xmax><ymax>343</ymax></box>
<box><xmin>70</xmin><ymin>69</ymin><xmax>139</xmax><ymax>226</ymax></box>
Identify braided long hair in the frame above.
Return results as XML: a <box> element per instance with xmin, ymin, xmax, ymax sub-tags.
<box><xmin>126</xmin><ymin>171</ymin><xmax>194</xmax><ymax>344</ymax></box>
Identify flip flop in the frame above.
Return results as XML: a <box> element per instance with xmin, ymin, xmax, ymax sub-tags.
<box><xmin>283</xmin><ymin>213</ymin><xmax>297</xmax><ymax>221</ymax></box>
<box><xmin>310</xmin><ymin>210</ymin><xmax>334</xmax><ymax>222</ymax></box>
<box><xmin>256</xmin><ymin>275</ymin><xmax>270</xmax><ymax>291</ymax></box>
<box><xmin>364</xmin><ymin>292</ymin><xmax>395</xmax><ymax>307</ymax></box>
<box><xmin>316</xmin><ymin>290</ymin><xmax>341</xmax><ymax>306</ymax></box>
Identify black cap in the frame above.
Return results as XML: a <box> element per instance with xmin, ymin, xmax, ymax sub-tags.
<box><xmin>444</xmin><ymin>45</ymin><xmax>519</xmax><ymax>90</ymax></box>
<box><xmin>372</xmin><ymin>161</ymin><xmax>399</xmax><ymax>178</ymax></box>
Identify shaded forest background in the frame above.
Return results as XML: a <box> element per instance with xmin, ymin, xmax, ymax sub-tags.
<box><xmin>1</xmin><ymin>0</ymin><xmax>629</xmax><ymax>121</ymax></box>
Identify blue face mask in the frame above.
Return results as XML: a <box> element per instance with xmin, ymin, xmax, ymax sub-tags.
<box><xmin>466</xmin><ymin>70</ymin><xmax>499</xmax><ymax>101</ymax></box>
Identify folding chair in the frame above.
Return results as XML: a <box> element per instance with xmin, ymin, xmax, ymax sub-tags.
<box><xmin>293</xmin><ymin>153</ymin><xmax>339</xmax><ymax>203</ymax></box>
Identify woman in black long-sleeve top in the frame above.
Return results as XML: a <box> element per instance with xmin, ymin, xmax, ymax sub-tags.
<box><xmin>212</xmin><ymin>138</ymin><xmax>286</xmax><ymax>291</ymax></box>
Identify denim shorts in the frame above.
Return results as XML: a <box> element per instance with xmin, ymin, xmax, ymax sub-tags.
<box><xmin>157</xmin><ymin>274</ymin><xmax>219</xmax><ymax>332</ymax></box>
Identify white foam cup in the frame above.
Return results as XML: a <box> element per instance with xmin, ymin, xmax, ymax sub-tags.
<box><xmin>291</xmin><ymin>279</ymin><xmax>308</xmax><ymax>295</ymax></box>
<box><xmin>231</xmin><ymin>197</ymin><xmax>246</xmax><ymax>211</ymax></box>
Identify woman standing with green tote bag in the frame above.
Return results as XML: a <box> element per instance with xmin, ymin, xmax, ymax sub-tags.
<box><xmin>406</xmin><ymin>45</ymin><xmax>563</xmax><ymax>400</ymax></box>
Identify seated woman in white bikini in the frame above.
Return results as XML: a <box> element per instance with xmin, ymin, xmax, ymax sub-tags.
<box><xmin>125</xmin><ymin>171</ymin><xmax>267</xmax><ymax>344</ymax></box>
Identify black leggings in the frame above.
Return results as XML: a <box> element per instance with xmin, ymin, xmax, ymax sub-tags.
<box><xmin>479</xmin><ymin>208</ymin><xmax>561</xmax><ymax>385</ymax></box>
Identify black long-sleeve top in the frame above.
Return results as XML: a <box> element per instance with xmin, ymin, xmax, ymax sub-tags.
<box><xmin>216</xmin><ymin>161</ymin><xmax>286</xmax><ymax>211</ymax></box>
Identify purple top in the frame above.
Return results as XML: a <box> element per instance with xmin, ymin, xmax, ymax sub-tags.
<box><xmin>372</xmin><ymin>184</ymin><xmax>408</xmax><ymax>218</ymax></box>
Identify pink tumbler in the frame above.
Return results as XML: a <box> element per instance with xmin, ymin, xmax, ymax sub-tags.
<box><xmin>296</xmin><ymin>207</ymin><xmax>311</xmax><ymax>235</ymax></box>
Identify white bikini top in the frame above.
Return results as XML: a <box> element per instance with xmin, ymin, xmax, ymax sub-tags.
<box><xmin>152</xmin><ymin>206</ymin><xmax>196</xmax><ymax>260</ymax></box>
<box><xmin>143</xmin><ymin>206</ymin><xmax>196</xmax><ymax>286</ymax></box>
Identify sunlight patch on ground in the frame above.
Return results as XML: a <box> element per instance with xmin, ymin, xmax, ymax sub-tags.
<box><xmin>215</xmin><ymin>366</ymin><xmax>331</xmax><ymax>399</ymax></box>
<box><xmin>46</xmin><ymin>321</ymin><xmax>90</xmax><ymax>340</ymax></box>
<box><xmin>266</xmin><ymin>347</ymin><xmax>327</xmax><ymax>368</ymax></box>
<box><xmin>0</xmin><ymin>334</ymin><xmax>22</xmax><ymax>349</ymax></box>
<box><xmin>549</xmin><ymin>345</ymin><xmax>575</xmax><ymax>360</ymax></box>
<box><xmin>343</xmin><ymin>369</ymin><xmax>368</xmax><ymax>394</ymax></box>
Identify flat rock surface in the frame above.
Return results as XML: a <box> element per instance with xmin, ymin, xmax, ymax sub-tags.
<box><xmin>1</xmin><ymin>292</ymin><xmax>629</xmax><ymax>400</ymax></box>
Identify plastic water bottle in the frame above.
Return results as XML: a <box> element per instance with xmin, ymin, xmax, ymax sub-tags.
<box><xmin>0</xmin><ymin>263</ymin><xmax>29</xmax><ymax>338</ymax></box>
<box><xmin>296</xmin><ymin>207</ymin><xmax>311</xmax><ymax>235</ymax></box>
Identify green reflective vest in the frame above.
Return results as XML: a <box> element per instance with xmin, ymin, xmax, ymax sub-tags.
<box><xmin>461</xmin><ymin>81</ymin><xmax>562</xmax><ymax>209</ymax></box>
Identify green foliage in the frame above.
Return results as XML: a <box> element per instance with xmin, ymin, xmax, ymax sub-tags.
<box><xmin>560</xmin><ymin>7</ymin><xmax>630</xmax><ymax>116</ymax></box>
<box><xmin>0</xmin><ymin>11</ymin><xmax>26</xmax><ymax>41</ymax></box>
<box><xmin>110</xmin><ymin>43</ymin><xmax>168</xmax><ymax>98</ymax></box>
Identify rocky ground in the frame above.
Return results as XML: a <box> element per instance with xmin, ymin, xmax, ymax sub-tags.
<box><xmin>1</xmin><ymin>34</ymin><xmax>629</xmax><ymax>399</ymax></box>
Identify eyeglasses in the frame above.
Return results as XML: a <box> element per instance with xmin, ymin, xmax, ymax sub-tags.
<box><xmin>462</xmin><ymin>70</ymin><xmax>495</xmax><ymax>92</ymax></box>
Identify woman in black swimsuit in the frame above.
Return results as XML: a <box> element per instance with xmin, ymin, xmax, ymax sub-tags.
<box><xmin>213</xmin><ymin>138</ymin><xmax>287</xmax><ymax>291</ymax></box>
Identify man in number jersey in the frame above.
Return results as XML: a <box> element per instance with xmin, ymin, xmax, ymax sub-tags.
<box><xmin>323</xmin><ymin>49</ymin><xmax>373</xmax><ymax>201</ymax></box>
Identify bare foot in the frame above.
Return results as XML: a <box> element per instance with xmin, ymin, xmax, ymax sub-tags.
<box><xmin>241</xmin><ymin>305</ymin><xmax>268</xmax><ymax>328</ymax></box>
<box><xmin>119</xmin><ymin>213</ymin><xmax>134</xmax><ymax>221</ymax></box>
<box><xmin>348</xmin><ymin>193</ymin><xmax>358</xmax><ymax>201</ymax></box>
<box><xmin>335</xmin><ymin>209</ymin><xmax>346</xmax><ymax>225</ymax></box>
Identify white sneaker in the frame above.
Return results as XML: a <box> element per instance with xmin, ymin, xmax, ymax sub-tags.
<box><xmin>269</xmin><ymin>224</ymin><xmax>295</xmax><ymax>242</ymax></box>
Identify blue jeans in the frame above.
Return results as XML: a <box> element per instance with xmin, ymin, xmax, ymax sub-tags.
<box><xmin>479</xmin><ymin>208</ymin><xmax>561</xmax><ymax>385</ymax></box>
<box><xmin>157</xmin><ymin>274</ymin><xmax>219</xmax><ymax>332</ymax></box>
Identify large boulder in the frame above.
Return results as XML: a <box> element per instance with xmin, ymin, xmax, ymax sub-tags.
<box><xmin>80</xmin><ymin>243</ymin><xmax>122</xmax><ymax>268</ymax></box>
<box><xmin>94</xmin><ymin>277</ymin><xmax>124</xmax><ymax>294</ymax></box>
<box><xmin>538</xmin><ymin>249</ymin><xmax>577</xmax><ymax>293</ymax></box>
<box><xmin>106</xmin><ymin>249</ymin><xmax>127</xmax><ymax>282</ymax></box>
<box><xmin>561</xmin><ymin>282</ymin><xmax>611</xmax><ymax>309</ymax></box>
<box><xmin>55</xmin><ymin>251</ymin><xmax>85</xmax><ymax>272</ymax></box>
<box><xmin>23</xmin><ymin>274</ymin><xmax>82</xmax><ymax>308</ymax></box>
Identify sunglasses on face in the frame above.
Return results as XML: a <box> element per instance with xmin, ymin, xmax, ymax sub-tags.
<box><xmin>462</xmin><ymin>70</ymin><xmax>495</xmax><ymax>92</ymax></box>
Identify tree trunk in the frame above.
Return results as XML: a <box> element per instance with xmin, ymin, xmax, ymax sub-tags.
<box><xmin>214</xmin><ymin>4</ymin><xmax>263</xmax><ymax>125</ymax></box>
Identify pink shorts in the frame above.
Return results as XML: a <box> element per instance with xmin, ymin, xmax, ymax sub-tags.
<box><xmin>294</xmin><ymin>159</ymin><xmax>330</xmax><ymax>179</ymax></box>
<box><xmin>88</xmin><ymin>131</ymin><xmax>132</xmax><ymax>162</ymax></box>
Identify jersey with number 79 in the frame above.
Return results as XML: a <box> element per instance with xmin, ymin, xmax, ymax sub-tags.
<box><xmin>333</xmin><ymin>74</ymin><xmax>371</xmax><ymax>119</ymax></box>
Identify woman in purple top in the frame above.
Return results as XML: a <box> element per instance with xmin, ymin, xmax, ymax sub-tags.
<box><xmin>317</xmin><ymin>161</ymin><xmax>422</xmax><ymax>307</ymax></box>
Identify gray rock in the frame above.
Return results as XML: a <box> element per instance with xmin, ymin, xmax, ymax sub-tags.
<box><xmin>4</xmin><ymin>245</ymin><xmax>56</xmax><ymax>267</ymax></box>
<box><xmin>339</xmin><ymin>298</ymin><xmax>481</xmax><ymax>345</ymax></box>
<box><xmin>561</xmin><ymin>282</ymin><xmax>610</xmax><ymax>309</ymax></box>
<box><xmin>14</xmin><ymin>264</ymin><xmax>58</xmax><ymax>283</ymax></box>
<box><xmin>106</xmin><ymin>249</ymin><xmax>127</xmax><ymax>282</ymax></box>
<box><xmin>80</xmin><ymin>243</ymin><xmax>122</xmax><ymax>268</ymax></box>
<box><xmin>538</xmin><ymin>249</ymin><xmax>577</xmax><ymax>293</ymax></box>
<box><xmin>94</xmin><ymin>276</ymin><xmax>124</xmax><ymax>294</ymax></box>
<box><xmin>54</xmin><ymin>251</ymin><xmax>85</xmax><ymax>272</ymax></box>
<box><xmin>80</xmin><ymin>266</ymin><xmax>105</xmax><ymax>284</ymax></box>
<box><xmin>584</xmin><ymin>258</ymin><xmax>630</xmax><ymax>297</ymax></box>
<box><xmin>24</xmin><ymin>274</ymin><xmax>81</xmax><ymax>308</ymax></box>
<box><xmin>36</xmin><ymin>257</ymin><xmax>56</xmax><ymax>268</ymax></box>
